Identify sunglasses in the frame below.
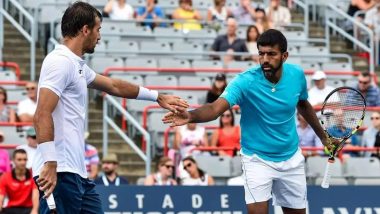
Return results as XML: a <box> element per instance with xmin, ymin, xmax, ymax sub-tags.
<box><xmin>164</xmin><ymin>164</ymin><xmax>174</xmax><ymax>169</ymax></box>
<box><xmin>183</xmin><ymin>162</ymin><xmax>193</xmax><ymax>170</ymax></box>
<box><xmin>359</xmin><ymin>81</ymin><xmax>370</xmax><ymax>85</ymax></box>
<box><xmin>26</xmin><ymin>87</ymin><xmax>35</xmax><ymax>91</ymax></box>
<box><xmin>29</xmin><ymin>136</ymin><xmax>37</xmax><ymax>139</ymax></box>
<box><xmin>371</xmin><ymin>117</ymin><xmax>380</xmax><ymax>120</ymax></box>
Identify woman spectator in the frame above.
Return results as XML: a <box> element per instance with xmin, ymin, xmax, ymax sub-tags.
<box><xmin>136</xmin><ymin>0</ymin><xmax>166</xmax><ymax>29</ymax></box>
<box><xmin>362</xmin><ymin>111</ymin><xmax>380</xmax><ymax>157</ymax></box>
<box><xmin>254</xmin><ymin>8</ymin><xmax>272</xmax><ymax>33</ymax></box>
<box><xmin>181</xmin><ymin>156</ymin><xmax>215</xmax><ymax>185</ymax></box>
<box><xmin>206</xmin><ymin>73</ymin><xmax>227</xmax><ymax>103</ymax></box>
<box><xmin>172</xmin><ymin>0</ymin><xmax>202</xmax><ymax>31</ymax></box>
<box><xmin>246</xmin><ymin>25</ymin><xmax>260</xmax><ymax>62</ymax></box>
<box><xmin>347</xmin><ymin>0</ymin><xmax>376</xmax><ymax>17</ymax></box>
<box><xmin>0</xmin><ymin>87</ymin><xmax>15</xmax><ymax>123</ymax></box>
<box><xmin>174</xmin><ymin>123</ymin><xmax>209</xmax><ymax>158</ymax></box>
<box><xmin>210</xmin><ymin>109</ymin><xmax>240</xmax><ymax>157</ymax></box>
<box><xmin>206</xmin><ymin>0</ymin><xmax>231</xmax><ymax>23</ymax></box>
<box><xmin>104</xmin><ymin>0</ymin><xmax>134</xmax><ymax>20</ymax></box>
<box><xmin>144</xmin><ymin>157</ymin><xmax>177</xmax><ymax>185</ymax></box>
<box><xmin>0</xmin><ymin>132</ymin><xmax>11</xmax><ymax>176</ymax></box>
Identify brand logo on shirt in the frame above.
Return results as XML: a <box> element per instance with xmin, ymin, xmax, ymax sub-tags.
<box><xmin>79</xmin><ymin>69</ymin><xmax>82</xmax><ymax>74</ymax></box>
<box><xmin>24</xmin><ymin>180</ymin><xmax>31</xmax><ymax>186</ymax></box>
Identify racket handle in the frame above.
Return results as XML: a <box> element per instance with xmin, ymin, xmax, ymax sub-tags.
<box><xmin>321</xmin><ymin>159</ymin><xmax>334</xmax><ymax>189</ymax></box>
<box><xmin>46</xmin><ymin>194</ymin><xmax>56</xmax><ymax>211</ymax></box>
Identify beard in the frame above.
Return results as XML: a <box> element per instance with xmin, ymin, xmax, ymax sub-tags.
<box><xmin>261</xmin><ymin>60</ymin><xmax>283</xmax><ymax>78</ymax></box>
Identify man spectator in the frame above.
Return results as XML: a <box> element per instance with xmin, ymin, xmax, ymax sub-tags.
<box><xmin>17</xmin><ymin>82</ymin><xmax>37</xmax><ymax>123</ymax></box>
<box><xmin>364</xmin><ymin>3</ymin><xmax>380</xmax><ymax>30</ymax></box>
<box><xmin>350</xmin><ymin>72</ymin><xmax>380</xmax><ymax>106</ymax></box>
<box><xmin>0</xmin><ymin>149</ymin><xmax>38</xmax><ymax>214</ymax></box>
<box><xmin>211</xmin><ymin>17</ymin><xmax>249</xmax><ymax>62</ymax></box>
<box><xmin>232</xmin><ymin>0</ymin><xmax>256</xmax><ymax>25</ymax></box>
<box><xmin>103</xmin><ymin>0</ymin><xmax>134</xmax><ymax>20</ymax></box>
<box><xmin>308</xmin><ymin>70</ymin><xmax>335</xmax><ymax>106</ymax></box>
<box><xmin>266</xmin><ymin>0</ymin><xmax>291</xmax><ymax>27</ymax></box>
<box><xmin>84</xmin><ymin>132</ymin><xmax>99</xmax><ymax>180</ymax></box>
<box><xmin>296</xmin><ymin>113</ymin><xmax>323</xmax><ymax>158</ymax></box>
<box><xmin>94</xmin><ymin>153</ymin><xmax>128</xmax><ymax>186</ymax></box>
<box><xmin>16</xmin><ymin>127</ymin><xmax>37</xmax><ymax>169</ymax></box>
<box><xmin>136</xmin><ymin>0</ymin><xmax>166</xmax><ymax>29</ymax></box>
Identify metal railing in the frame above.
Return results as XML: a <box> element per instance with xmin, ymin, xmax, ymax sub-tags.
<box><xmin>325</xmin><ymin>4</ymin><xmax>375</xmax><ymax>72</ymax></box>
<box><xmin>103</xmin><ymin>94</ymin><xmax>152</xmax><ymax>176</ymax></box>
<box><xmin>0</xmin><ymin>0</ymin><xmax>36</xmax><ymax>80</ymax></box>
<box><xmin>293</xmin><ymin>0</ymin><xmax>309</xmax><ymax>38</ymax></box>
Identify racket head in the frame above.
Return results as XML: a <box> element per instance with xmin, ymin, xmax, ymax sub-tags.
<box><xmin>320</xmin><ymin>87</ymin><xmax>366</xmax><ymax>155</ymax></box>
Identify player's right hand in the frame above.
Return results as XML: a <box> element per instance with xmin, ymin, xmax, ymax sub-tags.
<box><xmin>37</xmin><ymin>161</ymin><xmax>57</xmax><ymax>198</ymax></box>
<box><xmin>162</xmin><ymin>106</ymin><xmax>190</xmax><ymax>127</ymax></box>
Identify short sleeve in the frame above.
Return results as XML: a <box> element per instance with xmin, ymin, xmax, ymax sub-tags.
<box><xmin>211</xmin><ymin>36</ymin><xmax>221</xmax><ymax>51</ymax></box>
<box><xmin>155</xmin><ymin>7</ymin><xmax>164</xmax><ymax>18</ymax></box>
<box><xmin>220</xmin><ymin>76</ymin><xmax>244</xmax><ymax>107</ymax></box>
<box><xmin>83</xmin><ymin>65</ymin><xmax>96</xmax><ymax>85</ymax></box>
<box><xmin>39</xmin><ymin>56</ymin><xmax>73</xmax><ymax>97</ymax></box>
<box><xmin>299</xmin><ymin>69</ymin><xmax>308</xmax><ymax>100</ymax></box>
<box><xmin>0</xmin><ymin>174</ymin><xmax>7</xmax><ymax>196</ymax></box>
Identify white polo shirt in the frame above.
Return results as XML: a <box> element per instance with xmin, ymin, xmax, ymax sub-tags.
<box><xmin>32</xmin><ymin>45</ymin><xmax>96</xmax><ymax>178</ymax></box>
<box><xmin>17</xmin><ymin>98</ymin><xmax>37</xmax><ymax>116</ymax></box>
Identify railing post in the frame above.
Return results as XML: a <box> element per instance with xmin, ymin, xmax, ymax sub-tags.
<box><xmin>103</xmin><ymin>96</ymin><xmax>108</xmax><ymax>156</ymax></box>
<box><xmin>30</xmin><ymin>18</ymin><xmax>36</xmax><ymax>81</ymax></box>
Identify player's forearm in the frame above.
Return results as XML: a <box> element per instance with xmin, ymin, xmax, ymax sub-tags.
<box><xmin>34</xmin><ymin>110</ymin><xmax>54</xmax><ymax>143</ymax></box>
<box><xmin>109</xmin><ymin>79</ymin><xmax>140</xmax><ymax>99</ymax></box>
<box><xmin>189</xmin><ymin>104</ymin><xmax>219</xmax><ymax>123</ymax></box>
<box><xmin>297</xmin><ymin>100</ymin><xmax>327</xmax><ymax>141</ymax></box>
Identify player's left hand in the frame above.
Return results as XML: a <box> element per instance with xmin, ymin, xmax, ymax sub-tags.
<box><xmin>157</xmin><ymin>94</ymin><xmax>189</xmax><ymax>113</ymax></box>
<box><xmin>37</xmin><ymin>161</ymin><xmax>57</xmax><ymax>199</ymax></box>
<box><xmin>321</xmin><ymin>136</ymin><xmax>340</xmax><ymax>153</ymax></box>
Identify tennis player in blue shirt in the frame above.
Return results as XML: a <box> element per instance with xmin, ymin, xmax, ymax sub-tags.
<box><xmin>163</xmin><ymin>29</ymin><xmax>334</xmax><ymax>214</ymax></box>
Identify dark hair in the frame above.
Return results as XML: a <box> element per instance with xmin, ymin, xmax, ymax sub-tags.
<box><xmin>360</xmin><ymin>71</ymin><xmax>371</xmax><ymax>80</ymax></box>
<box><xmin>210</xmin><ymin>76</ymin><xmax>227</xmax><ymax>95</ymax></box>
<box><xmin>257</xmin><ymin>29</ymin><xmax>287</xmax><ymax>53</ymax></box>
<box><xmin>220</xmin><ymin>109</ymin><xmax>235</xmax><ymax>128</ymax></box>
<box><xmin>13</xmin><ymin>149</ymin><xmax>27</xmax><ymax>159</ymax></box>
<box><xmin>246</xmin><ymin>25</ymin><xmax>260</xmax><ymax>42</ymax></box>
<box><xmin>61</xmin><ymin>1</ymin><xmax>102</xmax><ymax>38</ymax></box>
<box><xmin>157</xmin><ymin>156</ymin><xmax>172</xmax><ymax>170</ymax></box>
<box><xmin>255</xmin><ymin>7</ymin><xmax>266</xmax><ymax>14</ymax></box>
<box><xmin>182</xmin><ymin>156</ymin><xmax>206</xmax><ymax>181</ymax></box>
<box><xmin>0</xmin><ymin>86</ymin><xmax>7</xmax><ymax>103</ymax></box>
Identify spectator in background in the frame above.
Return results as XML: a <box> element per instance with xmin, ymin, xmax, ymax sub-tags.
<box><xmin>210</xmin><ymin>109</ymin><xmax>240</xmax><ymax>157</ymax></box>
<box><xmin>0</xmin><ymin>87</ymin><xmax>16</xmax><ymax>123</ymax></box>
<box><xmin>136</xmin><ymin>0</ymin><xmax>165</xmax><ymax>29</ymax></box>
<box><xmin>174</xmin><ymin>123</ymin><xmax>209</xmax><ymax>158</ymax></box>
<box><xmin>0</xmin><ymin>131</ymin><xmax>11</xmax><ymax>175</ymax></box>
<box><xmin>232</xmin><ymin>0</ymin><xmax>256</xmax><ymax>25</ymax></box>
<box><xmin>16</xmin><ymin>127</ymin><xmax>37</xmax><ymax>169</ymax></box>
<box><xmin>84</xmin><ymin>132</ymin><xmax>99</xmax><ymax>180</ymax></box>
<box><xmin>349</xmin><ymin>72</ymin><xmax>380</xmax><ymax>106</ymax></box>
<box><xmin>246</xmin><ymin>25</ymin><xmax>260</xmax><ymax>62</ymax></box>
<box><xmin>308</xmin><ymin>71</ymin><xmax>335</xmax><ymax>106</ymax></box>
<box><xmin>17</xmin><ymin>81</ymin><xmax>37</xmax><ymax>123</ymax></box>
<box><xmin>364</xmin><ymin>4</ymin><xmax>380</xmax><ymax>30</ymax></box>
<box><xmin>211</xmin><ymin>17</ymin><xmax>249</xmax><ymax>62</ymax></box>
<box><xmin>144</xmin><ymin>156</ymin><xmax>177</xmax><ymax>185</ymax></box>
<box><xmin>348</xmin><ymin>0</ymin><xmax>376</xmax><ymax>17</ymax></box>
<box><xmin>361</xmin><ymin>111</ymin><xmax>380</xmax><ymax>157</ymax></box>
<box><xmin>0</xmin><ymin>149</ymin><xmax>38</xmax><ymax>214</ymax></box>
<box><xmin>207</xmin><ymin>0</ymin><xmax>231</xmax><ymax>24</ymax></box>
<box><xmin>254</xmin><ymin>8</ymin><xmax>273</xmax><ymax>33</ymax></box>
<box><xmin>296</xmin><ymin>113</ymin><xmax>323</xmax><ymax>158</ymax></box>
<box><xmin>181</xmin><ymin>156</ymin><xmax>215</xmax><ymax>185</ymax></box>
<box><xmin>266</xmin><ymin>0</ymin><xmax>291</xmax><ymax>27</ymax></box>
<box><xmin>206</xmin><ymin>73</ymin><xmax>227</xmax><ymax>103</ymax></box>
<box><xmin>172</xmin><ymin>0</ymin><xmax>202</xmax><ymax>31</ymax></box>
<box><xmin>95</xmin><ymin>153</ymin><xmax>128</xmax><ymax>186</ymax></box>
<box><xmin>103</xmin><ymin>0</ymin><xmax>134</xmax><ymax>20</ymax></box>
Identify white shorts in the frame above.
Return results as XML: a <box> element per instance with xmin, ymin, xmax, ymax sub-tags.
<box><xmin>241</xmin><ymin>148</ymin><xmax>307</xmax><ymax>209</ymax></box>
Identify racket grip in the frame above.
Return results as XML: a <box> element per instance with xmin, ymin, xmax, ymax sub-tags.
<box><xmin>46</xmin><ymin>194</ymin><xmax>56</xmax><ymax>210</ymax></box>
<box><xmin>321</xmin><ymin>159</ymin><xmax>334</xmax><ymax>189</ymax></box>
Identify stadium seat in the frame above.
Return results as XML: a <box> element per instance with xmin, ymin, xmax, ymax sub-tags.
<box><xmin>125</xmin><ymin>57</ymin><xmax>158</xmax><ymax>75</ymax></box>
<box><xmin>178</xmin><ymin>76</ymin><xmax>211</xmax><ymax>87</ymax></box>
<box><xmin>145</xmin><ymin>75</ymin><xmax>178</xmax><ymax>87</ymax></box>
<box><xmin>154</xmin><ymin>27</ymin><xmax>184</xmax><ymax>43</ymax></box>
<box><xmin>173</xmin><ymin>91</ymin><xmax>200</xmax><ymax>105</ymax></box>
<box><xmin>231</xmin><ymin>156</ymin><xmax>242</xmax><ymax>177</ymax></box>
<box><xmin>344</xmin><ymin>157</ymin><xmax>380</xmax><ymax>185</ymax></box>
<box><xmin>321</xmin><ymin>62</ymin><xmax>353</xmax><ymax>72</ymax></box>
<box><xmin>283</xmin><ymin>31</ymin><xmax>307</xmax><ymax>46</ymax></box>
<box><xmin>301</xmin><ymin>62</ymin><xmax>321</xmax><ymax>71</ymax></box>
<box><xmin>194</xmin><ymin>156</ymin><xmax>233</xmax><ymax>177</ymax></box>
<box><xmin>109</xmin><ymin>74</ymin><xmax>144</xmax><ymax>86</ymax></box>
<box><xmin>191</xmin><ymin>60</ymin><xmax>223</xmax><ymax>77</ymax></box>
<box><xmin>107</xmin><ymin>40</ymin><xmax>139</xmax><ymax>56</ymax></box>
<box><xmin>90</xmin><ymin>56</ymin><xmax>124</xmax><ymax>74</ymax></box>
<box><xmin>37</xmin><ymin>4</ymin><xmax>67</xmax><ymax>23</ymax></box>
<box><xmin>1</xmin><ymin>126</ymin><xmax>26</xmax><ymax>145</ymax></box>
<box><xmin>185</xmin><ymin>28</ymin><xmax>217</xmax><ymax>44</ymax></box>
<box><xmin>306</xmin><ymin>156</ymin><xmax>348</xmax><ymax>185</ymax></box>
<box><xmin>128</xmin><ymin>0</ymin><xmax>145</xmax><ymax>7</ymax></box>
<box><xmin>192</xmin><ymin>0</ymin><xmax>214</xmax><ymax>9</ymax></box>
<box><xmin>0</xmin><ymin>71</ymin><xmax>17</xmax><ymax>87</ymax></box>
<box><xmin>6</xmin><ymin>88</ymin><xmax>27</xmax><ymax>102</ymax></box>
<box><xmin>158</xmin><ymin>58</ymin><xmax>191</xmax><ymax>69</ymax></box>
<box><xmin>172</xmin><ymin>42</ymin><xmax>204</xmax><ymax>60</ymax></box>
<box><xmin>227</xmin><ymin>61</ymin><xmax>257</xmax><ymax>71</ymax></box>
<box><xmin>140</xmin><ymin>41</ymin><xmax>172</xmax><ymax>55</ymax></box>
<box><xmin>299</xmin><ymin>46</ymin><xmax>329</xmax><ymax>62</ymax></box>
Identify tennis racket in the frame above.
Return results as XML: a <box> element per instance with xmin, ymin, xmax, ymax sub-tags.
<box><xmin>320</xmin><ymin>86</ymin><xmax>366</xmax><ymax>188</ymax></box>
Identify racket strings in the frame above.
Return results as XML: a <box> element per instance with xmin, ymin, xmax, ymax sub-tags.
<box><xmin>321</xmin><ymin>89</ymin><xmax>365</xmax><ymax>139</ymax></box>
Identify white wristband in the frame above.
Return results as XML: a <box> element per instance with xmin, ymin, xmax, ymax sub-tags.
<box><xmin>136</xmin><ymin>86</ymin><xmax>158</xmax><ymax>102</ymax></box>
<box><xmin>37</xmin><ymin>141</ymin><xmax>57</xmax><ymax>163</ymax></box>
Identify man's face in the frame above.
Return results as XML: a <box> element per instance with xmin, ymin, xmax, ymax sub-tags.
<box><xmin>102</xmin><ymin>162</ymin><xmax>117</xmax><ymax>175</ymax></box>
<box><xmin>358</xmin><ymin>75</ymin><xmax>371</xmax><ymax>92</ymax></box>
<box><xmin>226</xmin><ymin>19</ymin><xmax>237</xmax><ymax>36</ymax></box>
<box><xmin>25</xmin><ymin>82</ymin><xmax>37</xmax><ymax>100</ymax></box>
<box><xmin>14</xmin><ymin>153</ymin><xmax>27</xmax><ymax>170</ymax></box>
<box><xmin>84</xmin><ymin>16</ymin><xmax>101</xmax><ymax>54</ymax></box>
<box><xmin>314</xmin><ymin>79</ymin><xmax>326</xmax><ymax>90</ymax></box>
<box><xmin>27</xmin><ymin>135</ymin><xmax>38</xmax><ymax>148</ymax></box>
<box><xmin>258</xmin><ymin>45</ymin><xmax>287</xmax><ymax>78</ymax></box>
